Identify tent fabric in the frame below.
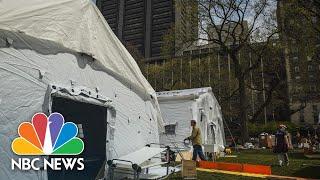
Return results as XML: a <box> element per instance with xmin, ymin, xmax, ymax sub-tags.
<box><xmin>0</xmin><ymin>37</ymin><xmax>160</xmax><ymax>180</ymax></box>
<box><xmin>0</xmin><ymin>0</ymin><xmax>164</xmax><ymax>131</ymax></box>
<box><xmin>157</xmin><ymin>87</ymin><xmax>226</xmax><ymax>151</ymax></box>
<box><xmin>0</xmin><ymin>0</ymin><xmax>164</xmax><ymax>179</ymax></box>
<box><xmin>0</xmin><ymin>0</ymin><xmax>155</xmax><ymax>99</ymax></box>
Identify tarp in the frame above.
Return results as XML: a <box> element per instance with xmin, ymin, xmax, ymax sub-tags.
<box><xmin>0</xmin><ymin>0</ymin><xmax>154</xmax><ymax>98</ymax></box>
<box><xmin>157</xmin><ymin>87</ymin><xmax>226</xmax><ymax>151</ymax></box>
<box><xmin>0</xmin><ymin>40</ymin><xmax>162</xmax><ymax>180</ymax></box>
<box><xmin>0</xmin><ymin>0</ymin><xmax>164</xmax><ymax>179</ymax></box>
<box><xmin>0</xmin><ymin>0</ymin><xmax>164</xmax><ymax>134</ymax></box>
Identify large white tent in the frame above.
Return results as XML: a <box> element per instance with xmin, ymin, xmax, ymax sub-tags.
<box><xmin>0</xmin><ymin>0</ymin><xmax>163</xmax><ymax>179</ymax></box>
<box><xmin>157</xmin><ymin>87</ymin><xmax>226</xmax><ymax>153</ymax></box>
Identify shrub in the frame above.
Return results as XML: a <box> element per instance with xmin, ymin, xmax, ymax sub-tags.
<box><xmin>248</xmin><ymin>121</ymin><xmax>298</xmax><ymax>137</ymax></box>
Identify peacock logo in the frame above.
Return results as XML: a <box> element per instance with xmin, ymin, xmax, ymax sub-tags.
<box><xmin>12</xmin><ymin>113</ymin><xmax>84</xmax><ymax>155</ymax></box>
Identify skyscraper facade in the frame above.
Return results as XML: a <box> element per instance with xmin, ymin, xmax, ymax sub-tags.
<box><xmin>97</xmin><ymin>0</ymin><xmax>197</xmax><ymax>61</ymax></box>
<box><xmin>277</xmin><ymin>0</ymin><xmax>320</xmax><ymax>125</ymax></box>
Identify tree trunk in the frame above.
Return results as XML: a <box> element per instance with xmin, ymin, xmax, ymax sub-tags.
<box><xmin>231</xmin><ymin>52</ymin><xmax>249</xmax><ymax>143</ymax></box>
<box><xmin>238</xmin><ymin>74</ymin><xmax>249</xmax><ymax>143</ymax></box>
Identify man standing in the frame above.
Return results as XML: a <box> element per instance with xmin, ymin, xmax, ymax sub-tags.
<box><xmin>185</xmin><ymin>120</ymin><xmax>206</xmax><ymax>161</ymax></box>
<box><xmin>274</xmin><ymin>124</ymin><xmax>291</xmax><ymax>166</ymax></box>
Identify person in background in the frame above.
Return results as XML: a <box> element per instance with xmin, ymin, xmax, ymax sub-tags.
<box><xmin>274</xmin><ymin>124</ymin><xmax>291</xmax><ymax>166</ymax></box>
<box><xmin>184</xmin><ymin>119</ymin><xmax>206</xmax><ymax>161</ymax></box>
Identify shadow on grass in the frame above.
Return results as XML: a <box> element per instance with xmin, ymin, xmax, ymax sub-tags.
<box><xmin>288</xmin><ymin>152</ymin><xmax>308</xmax><ymax>160</ymax></box>
<box><xmin>292</xmin><ymin>166</ymin><xmax>320</xmax><ymax>179</ymax></box>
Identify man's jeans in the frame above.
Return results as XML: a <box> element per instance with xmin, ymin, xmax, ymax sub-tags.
<box><xmin>192</xmin><ymin>145</ymin><xmax>206</xmax><ymax>161</ymax></box>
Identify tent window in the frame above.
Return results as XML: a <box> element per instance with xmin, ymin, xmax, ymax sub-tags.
<box><xmin>164</xmin><ymin>124</ymin><xmax>176</xmax><ymax>135</ymax></box>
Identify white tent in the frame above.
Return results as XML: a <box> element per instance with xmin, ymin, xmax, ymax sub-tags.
<box><xmin>0</xmin><ymin>0</ymin><xmax>163</xmax><ymax>179</ymax></box>
<box><xmin>157</xmin><ymin>87</ymin><xmax>226</xmax><ymax>153</ymax></box>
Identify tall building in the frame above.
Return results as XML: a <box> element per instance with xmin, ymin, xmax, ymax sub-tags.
<box><xmin>277</xmin><ymin>0</ymin><xmax>320</xmax><ymax>125</ymax></box>
<box><xmin>97</xmin><ymin>0</ymin><xmax>198</xmax><ymax>62</ymax></box>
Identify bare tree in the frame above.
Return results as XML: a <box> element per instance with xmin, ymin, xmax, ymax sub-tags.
<box><xmin>174</xmin><ymin>0</ymin><xmax>280</xmax><ymax>141</ymax></box>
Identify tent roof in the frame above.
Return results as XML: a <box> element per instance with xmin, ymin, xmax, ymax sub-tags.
<box><xmin>156</xmin><ymin>87</ymin><xmax>213</xmax><ymax>100</ymax></box>
<box><xmin>0</xmin><ymin>0</ymin><xmax>154</xmax><ymax>97</ymax></box>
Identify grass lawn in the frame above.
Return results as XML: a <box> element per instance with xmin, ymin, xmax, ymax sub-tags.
<box><xmin>168</xmin><ymin>171</ymin><xmax>260</xmax><ymax>180</ymax></box>
<box><xmin>166</xmin><ymin>149</ymin><xmax>320</xmax><ymax>179</ymax></box>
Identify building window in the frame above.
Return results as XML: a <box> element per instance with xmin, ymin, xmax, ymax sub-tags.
<box><xmin>292</xmin><ymin>56</ymin><xmax>299</xmax><ymax>61</ymax></box>
<box><xmin>164</xmin><ymin>124</ymin><xmax>176</xmax><ymax>135</ymax></box>
<box><xmin>308</xmin><ymin>65</ymin><xmax>313</xmax><ymax>71</ymax></box>
<box><xmin>294</xmin><ymin>66</ymin><xmax>300</xmax><ymax>72</ymax></box>
<box><xmin>295</xmin><ymin>76</ymin><xmax>301</xmax><ymax>80</ymax></box>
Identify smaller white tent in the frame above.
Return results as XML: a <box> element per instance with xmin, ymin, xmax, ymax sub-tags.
<box><xmin>157</xmin><ymin>87</ymin><xmax>225</xmax><ymax>152</ymax></box>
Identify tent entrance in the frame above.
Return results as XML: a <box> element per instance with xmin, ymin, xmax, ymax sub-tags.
<box><xmin>208</xmin><ymin>125</ymin><xmax>216</xmax><ymax>144</ymax></box>
<box><xmin>48</xmin><ymin>96</ymin><xmax>108</xmax><ymax>180</ymax></box>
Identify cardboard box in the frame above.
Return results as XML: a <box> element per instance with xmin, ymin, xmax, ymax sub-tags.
<box><xmin>175</xmin><ymin>151</ymin><xmax>192</xmax><ymax>161</ymax></box>
<box><xmin>259</xmin><ymin>134</ymin><xmax>268</xmax><ymax>148</ymax></box>
<box><xmin>266</xmin><ymin>135</ymin><xmax>273</xmax><ymax>148</ymax></box>
<box><xmin>260</xmin><ymin>135</ymin><xmax>274</xmax><ymax>148</ymax></box>
<box><xmin>181</xmin><ymin>160</ymin><xmax>197</xmax><ymax>179</ymax></box>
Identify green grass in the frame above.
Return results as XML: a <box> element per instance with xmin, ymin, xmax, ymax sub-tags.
<box><xmin>168</xmin><ymin>171</ymin><xmax>260</xmax><ymax>180</ymax></box>
<box><xmin>166</xmin><ymin>149</ymin><xmax>320</xmax><ymax>179</ymax></box>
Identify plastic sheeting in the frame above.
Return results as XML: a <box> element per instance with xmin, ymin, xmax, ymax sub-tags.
<box><xmin>157</xmin><ymin>87</ymin><xmax>226</xmax><ymax>151</ymax></box>
<box><xmin>115</xmin><ymin>147</ymin><xmax>166</xmax><ymax>166</ymax></box>
<box><xmin>0</xmin><ymin>45</ymin><xmax>161</xmax><ymax>180</ymax></box>
<box><xmin>0</xmin><ymin>0</ymin><xmax>164</xmax><ymax>130</ymax></box>
<box><xmin>0</xmin><ymin>0</ymin><xmax>164</xmax><ymax>179</ymax></box>
<box><xmin>0</xmin><ymin>0</ymin><xmax>155</xmax><ymax>98</ymax></box>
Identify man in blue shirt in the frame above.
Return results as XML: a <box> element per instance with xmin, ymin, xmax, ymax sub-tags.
<box><xmin>274</xmin><ymin>124</ymin><xmax>291</xmax><ymax>166</ymax></box>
